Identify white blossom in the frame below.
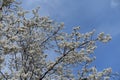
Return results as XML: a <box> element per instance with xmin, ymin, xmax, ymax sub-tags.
<box><xmin>104</xmin><ymin>76</ymin><xmax>110</xmax><ymax>80</ymax></box>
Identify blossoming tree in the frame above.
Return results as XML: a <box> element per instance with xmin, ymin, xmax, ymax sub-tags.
<box><xmin>0</xmin><ymin>0</ymin><xmax>118</xmax><ymax>80</ymax></box>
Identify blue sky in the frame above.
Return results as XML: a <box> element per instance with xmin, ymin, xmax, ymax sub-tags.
<box><xmin>22</xmin><ymin>0</ymin><xmax>120</xmax><ymax>73</ymax></box>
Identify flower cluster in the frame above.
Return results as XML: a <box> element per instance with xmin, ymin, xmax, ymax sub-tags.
<box><xmin>88</xmin><ymin>67</ymin><xmax>112</xmax><ymax>80</ymax></box>
<box><xmin>98</xmin><ymin>32</ymin><xmax>112</xmax><ymax>43</ymax></box>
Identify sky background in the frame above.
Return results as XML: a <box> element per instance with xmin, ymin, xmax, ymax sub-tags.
<box><xmin>22</xmin><ymin>0</ymin><xmax>120</xmax><ymax>73</ymax></box>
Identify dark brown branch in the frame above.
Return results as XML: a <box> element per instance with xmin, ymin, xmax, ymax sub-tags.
<box><xmin>0</xmin><ymin>71</ymin><xmax>7</xmax><ymax>80</ymax></box>
<box><xmin>39</xmin><ymin>26</ymin><xmax>61</xmax><ymax>47</ymax></box>
<box><xmin>39</xmin><ymin>39</ymin><xmax>94</xmax><ymax>80</ymax></box>
<box><xmin>39</xmin><ymin>48</ymin><xmax>74</xmax><ymax>80</ymax></box>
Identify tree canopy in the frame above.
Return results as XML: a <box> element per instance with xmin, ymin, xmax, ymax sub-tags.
<box><xmin>0</xmin><ymin>0</ymin><xmax>118</xmax><ymax>80</ymax></box>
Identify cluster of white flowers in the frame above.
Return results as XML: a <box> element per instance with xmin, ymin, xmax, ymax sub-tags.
<box><xmin>58</xmin><ymin>41</ymin><xmax>80</xmax><ymax>49</ymax></box>
<box><xmin>0</xmin><ymin>56</ymin><xmax>4</xmax><ymax>64</ymax></box>
<box><xmin>98</xmin><ymin>32</ymin><xmax>112</xmax><ymax>43</ymax></box>
<box><xmin>88</xmin><ymin>67</ymin><xmax>112</xmax><ymax>80</ymax></box>
<box><xmin>86</xmin><ymin>41</ymin><xmax>97</xmax><ymax>53</ymax></box>
<box><xmin>0</xmin><ymin>23</ymin><xmax>3</xmax><ymax>29</ymax></box>
<box><xmin>17</xmin><ymin>10</ymin><xmax>29</xmax><ymax>17</ymax></box>
<box><xmin>55</xmin><ymin>36</ymin><xmax>64</xmax><ymax>40</ymax></box>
